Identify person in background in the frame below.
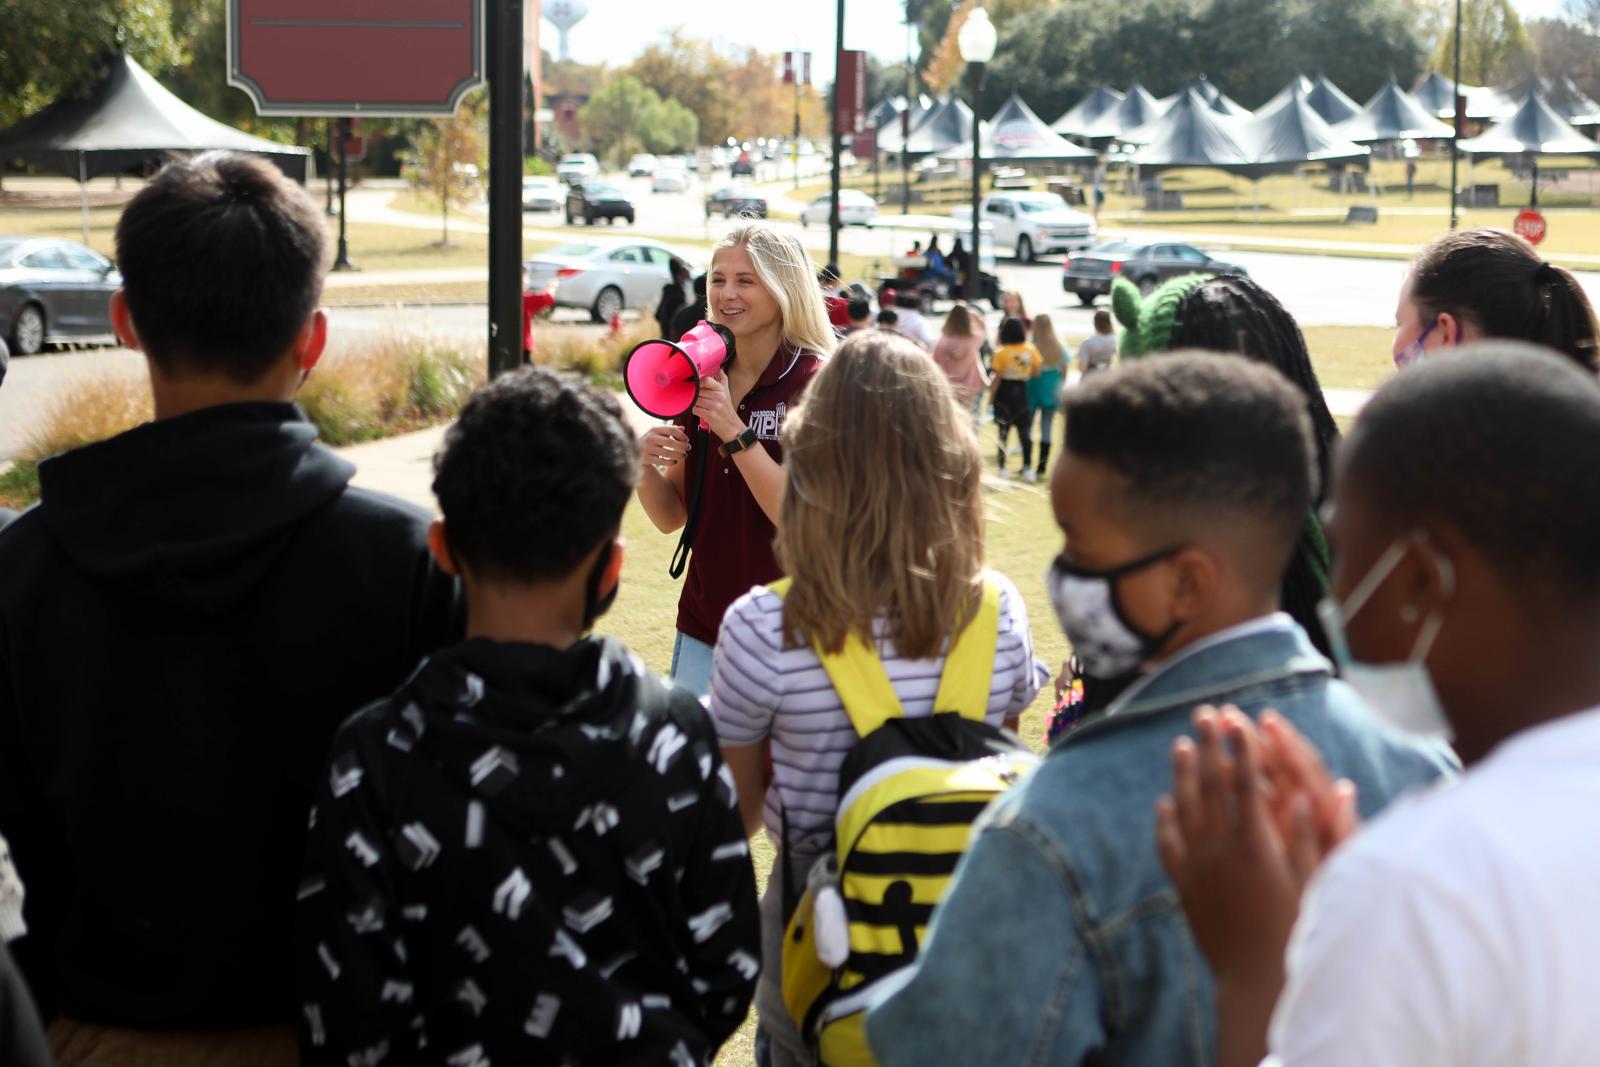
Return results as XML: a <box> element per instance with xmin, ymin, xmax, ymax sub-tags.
<box><xmin>0</xmin><ymin>152</ymin><xmax>460</xmax><ymax>1063</ymax></box>
<box><xmin>876</xmin><ymin>307</ymin><xmax>900</xmax><ymax>332</ymax></box>
<box><xmin>818</xmin><ymin>265</ymin><xmax>851</xmax><ymax>333</ymax></box>
<box><xmin>845</xmin><ymin>298</ymin><xmax>873</xmax><ymax>333</ymax></box>
<box><xmin>948</xmin><ymin>237</ymin><xmax>971</xmax><ymax>291</ymax></box>
<box><xmin>891</xmin><ymin>291</ymin><xmax>935</xmax><ymax>350</ymax></box>
<box><xmin>1157</xmin><ymin>342</ymin><xmax>1600</xmax><ymax>1067</ymax></box>
<box><xmin>298</xmin><ymin>368</ymin><xmax>759</xmax><ymax>1067</ymax></box>
<box><xmin>1394</xmin><ymin>228</ymin><xmax>1598</xmax><ymax>372</ymax></box>
<box><xmin>986</xmin><ymin>315</ymin><xmax>1040</xmax><ymax>481</ymax></box>
<box><xmin>668</xmin><ymin>272</ymin><xmax>709</xmax><ymax>343</ymax></box>
<box><xmin>1028</xmin><ymin>313</ymin><xmax>1066</xmax><ymax>479</ymax></box>
<box><xmin>656</xmin><ymin>258</ymin><xmax>692</xmax><ymax>338</ymax></box>
<box><xmin>1077</xmin><ymin>309</ymin><xmax>1117</xmax><ymax>376</ymax></box>
<box><xmin>636</xmin><ymin>223</ymin><xmax>833</xmax><ymax>696</ymax></box>
<box><xmin>868</xmin><ymin>354</ymin><xmax>1451</xmax><ymax>1067</ymax></box>
<box><xmin>710</xmin><ymin>329</ymin><xmax>1046</xmax><ymax>1067</ymax></box>
<box><xmin>0</xmin><ymin>835</ymin><xmax>48</xmax><ymax>1067</ymax></box>
<box><xmin>924</xmin><ymin>236</ymin><xmax>956</xmax><ymax>289</ymax></box>
<box><xmin>932</xmin><ymin>303</ymin><xmax>989</xmax><ymax>431</ymax></box>
<box><xmin>999</xmin><ymin>290</ymin><xmax>1032</xmax><ymax>335</ymax></box>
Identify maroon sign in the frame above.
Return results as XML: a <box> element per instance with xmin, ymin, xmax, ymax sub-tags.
<box><xmin>228</xmin><ymin>0</ymin><xmax>485</xmax><ymax>116</ymax></box>
<box><xmin>835</xmin><ymin>50</ymin><xmax>867</xmax><ymax>135</ymax></box>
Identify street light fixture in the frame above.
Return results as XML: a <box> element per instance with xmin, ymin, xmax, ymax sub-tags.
<box><xmin>959</xmin><ymin>6</ymin><xmax>997</xmax><ymax>302</ymax></box>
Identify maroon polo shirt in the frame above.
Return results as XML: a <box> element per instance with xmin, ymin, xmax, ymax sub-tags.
<box><xmin>675</xmin><ymin>345</ymin><xmax>823</xmax><ymax>644</ymax></box>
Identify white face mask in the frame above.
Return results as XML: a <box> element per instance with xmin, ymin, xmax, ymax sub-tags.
<box><xmin>1316</xmin><ymin>537</ymin><xmax>1456</xmax><ymax>741</ymax></box>
<box><xmin>1047</xmin><ymin>549</ymin><xmax>1181</xmax><ymax>679</ymax></box>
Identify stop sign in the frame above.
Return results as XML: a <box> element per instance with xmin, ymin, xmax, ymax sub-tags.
<box><xmin>1514</xmin><ymin>207</ymin><xmax>1547</xmax><ymax>246</ymax></box>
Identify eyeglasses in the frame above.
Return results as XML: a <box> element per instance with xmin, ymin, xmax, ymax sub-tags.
<box><xmin>1393</xmin><ymin>317</ymin><xmax>1439</xmax><ymax>369</ymax></box>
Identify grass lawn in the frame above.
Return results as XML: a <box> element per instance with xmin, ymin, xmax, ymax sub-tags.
<box><xmin>324</xmin><ymin>281</ymin><xmax>489</xmax><ymax>306</ymax></box>
<box><xmin>1302</xmin><ymin>326</ymin><xmax>1396</xmax><ymax>391</ymax></box>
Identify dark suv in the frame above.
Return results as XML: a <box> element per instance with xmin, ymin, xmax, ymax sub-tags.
<box><xmin>565</xmin><ymin>183</ymin><xmax>635</xmax><ymax>226</ymax></box>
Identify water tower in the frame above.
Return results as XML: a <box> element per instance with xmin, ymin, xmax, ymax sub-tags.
<box><xmin>544</xmin><ymin>0</ymin><xmax>588</xmax><ymax>62</ymax></box>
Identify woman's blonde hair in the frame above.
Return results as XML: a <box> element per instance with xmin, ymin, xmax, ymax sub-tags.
<box><xmin>1033</xmin><ymin>313</ymin><xmax>1064</xmax><ymax>369</ymax></box>
<box><xmin>1002</xmin><ymin>290</ymin><xmax>1028</xmax><ymax>319</ymax></box>
<box><xmin>709</xmin><ymin>223</ymin><xmax>837</xmax><ymax>357</ymax></box>
<box><xmin>777</xmin><ymin>330</ymin><xmax>985</xmax><ymax>659</ymax></box>
<box><xmin>942</xmin><ymin>303</ymin><xmax>974</xmax><ymax>338</ymax></box>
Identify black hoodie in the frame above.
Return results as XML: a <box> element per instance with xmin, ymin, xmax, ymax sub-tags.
<box><xmin>297</xmin><ymin>637</ymin><xmax>760</xmax><ymax>1067</ymax></box>
<box><xmin>0</xmin><ymin>402</ymin><xmax>459</xmax><ymax>1028</ymax></box>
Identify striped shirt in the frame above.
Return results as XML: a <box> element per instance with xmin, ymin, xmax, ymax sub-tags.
<box><xmin>708</xmin><ymin>572</ymin><xmax>1049</xmax><ymax>846</ymax></box>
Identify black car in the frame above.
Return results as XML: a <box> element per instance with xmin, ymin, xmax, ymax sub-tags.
<box><xmin>730</xmin><ymin>153</ymin><xmax>755</xmax><ymax>178</ymax></box>
<box><xmin>704</xmin><ymin>186</ymin><xmax>768</xmax><ymax>220</ymax></box>
<box><xmin>1062</xmin><ymin>240</ymin><xmax>1247</xmax><ymax>306</ymax></box>
<box><xmin>0</xmin><ymin>237</ymin><xmax>121</xmax><ymax>355</ymax></box>
<box><xmin>565</xmin><ymin>183</ymin><xmax>635</xmax><ymax>226</ymax></box>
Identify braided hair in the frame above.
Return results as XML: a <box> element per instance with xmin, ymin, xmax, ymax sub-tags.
<box><xmin>1166</xmin><ymin>274</ymin><xmax>1337</xmax><ymax>657</ymax></box>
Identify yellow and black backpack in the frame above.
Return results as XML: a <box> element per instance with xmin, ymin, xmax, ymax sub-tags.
<box><xmin>768</xmin><ymin>576</ymin><xmax>1039</xmax><ymax>1066</ymax></box>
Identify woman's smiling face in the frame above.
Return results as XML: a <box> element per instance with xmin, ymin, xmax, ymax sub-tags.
<box><xmin>710</xmin><ymin>245</ymin><xmax>781</xmax><ymax>340</ymax></box>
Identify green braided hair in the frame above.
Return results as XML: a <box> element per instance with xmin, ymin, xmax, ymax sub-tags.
<box><xmin>1110</xmin><ymin>274</ymin><xmax>1210</xmax><ymax>359</ymax></box>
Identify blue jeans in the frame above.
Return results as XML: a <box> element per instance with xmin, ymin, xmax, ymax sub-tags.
<box><xmin>669</xmin><ymin>631</ymin><xmax>715</xmax><ymax>697</ymax></box>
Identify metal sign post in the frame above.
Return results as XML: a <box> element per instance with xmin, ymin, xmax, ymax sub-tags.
<box><xmin>487</xmin><ymin>0</ymin><xmax>525</xmax><ymax>378</ymax></box>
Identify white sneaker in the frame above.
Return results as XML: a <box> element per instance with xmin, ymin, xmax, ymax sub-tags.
<box><xmin>996</xmin><ymin>468</ymin><xmax>1010</xmax><ymax>480</ymax></box>
<box><xmin>1023</xmin><ymin>468</ymin><xmax>1038</xmax><ymax>484</ymax></box>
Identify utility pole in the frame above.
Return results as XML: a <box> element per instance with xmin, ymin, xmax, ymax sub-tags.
<box><xmin>829</xmin><ymin>0</ymin><xmax>845</xmax><ymax>270</ymax></box>
<box><xmin>332</xmin><ymin>118</ymin><xmax>356</xmax><ymax>271</ymax></box>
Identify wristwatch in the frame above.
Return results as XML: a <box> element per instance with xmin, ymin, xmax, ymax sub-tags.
<box><xmin>720</xmin><ymin>426</ymin><xmax>758</xmax><ymax>455</ymax></box>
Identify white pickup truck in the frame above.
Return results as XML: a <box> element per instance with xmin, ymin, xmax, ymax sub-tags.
<box><xmin>952</xmin><ymin>192</ymin><xmax>1097</xmax><ymax>262</ymax></box>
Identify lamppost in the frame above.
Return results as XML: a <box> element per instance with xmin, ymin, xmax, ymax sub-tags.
<box><xmin>959</xmin><ymin>6</ymin><xmax>996</xmax><ymax>301</ymax></box>
<box><xmin>1449</xmin><ymin>0</ymin><xmax>1462</xmax><ymax>230</ymax></box>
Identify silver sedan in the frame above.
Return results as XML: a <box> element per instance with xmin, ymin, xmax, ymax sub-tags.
<box><xmin>524</xmin><ymin>239</ymin><xmax>698</xmax><ymax>323</ymax></box>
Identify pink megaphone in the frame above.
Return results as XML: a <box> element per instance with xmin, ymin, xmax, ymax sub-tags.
<box><xmin>623</xmin><ymin>321</ymin><xmax>738</xmax><ymax>420</ymax></box>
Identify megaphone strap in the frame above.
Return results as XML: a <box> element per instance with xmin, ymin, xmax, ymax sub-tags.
<box><xmin>669</xmin><ymin>426</ymin><xmax>712</xmax><ymax>581</ymax></box>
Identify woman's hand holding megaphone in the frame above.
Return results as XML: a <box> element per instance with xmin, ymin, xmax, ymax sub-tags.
<box><xmin>640</xmin><ymin>425</ymin><xmax>691</xmax><ymax>470</ymax></box>
<box><xmin>691</xmin><ymin>371</ymin><xmax>745</xmax><ymax>443</ymax></box>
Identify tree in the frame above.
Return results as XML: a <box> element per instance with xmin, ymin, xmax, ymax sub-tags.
<box><xmin>581</xmin><ymin>76</ymin><xmax>663</xmax><ymax>164</ymax></box>
<box><xmin>0</xmin><ymin>0</ymin><xmax>181</xmax><ymax>127</ymax></box>
<box><xmin>1531</xmin><ymin>15</ymin><xmax>1600</xmax><ymax>101</ymax></box>
<box><xmin>400</xmin><ymin>93</ymin><xmax>486</xmax><ymax>246</ymax></box>
<box><xmin>641</xmin><ymin>98</ymin><xmax>700</xmax><ymax>154</ymax></box>
<box><xmin>1430</xmin><ymin>0</ymin><xmax>1536</xmax><ymax>84</ymax></box>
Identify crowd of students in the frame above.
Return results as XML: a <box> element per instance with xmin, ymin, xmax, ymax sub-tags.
<box><xmin>2</xmin><ymin>149</ymin><xmax>1599</xmax><ymax>1067</ymax></box>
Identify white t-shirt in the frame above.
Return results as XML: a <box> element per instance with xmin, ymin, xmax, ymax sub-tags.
<box><xmin>707</xmin><ymin>572</ymin><xmax>1048</xmax><ymax>848</ymax></box>
<box><xmin>1265</xmin><ymin>706</ymin><xmax>1600</xmax><ymax>1067</ymax></box>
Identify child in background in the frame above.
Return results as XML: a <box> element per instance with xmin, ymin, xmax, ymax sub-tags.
<box><xmin>987</xmin><ymin>316</ymin><xmax>1040</xmax><ymax>481</ymax></box>
<box><xmin>876</xmin><ymin>307</ymin><xmax>900</xmax><ymax>331</ymax></box>
<box><xmin>1077</xmin><ymin>309</ymin><xmax>1117</xmax><ymax>376</ymax></box>
<box><xmin>999</xmin><ymin>290</ymin><xmax>1032</xmax><ymax>335</ymax></box>
<box><xmin>1028</xmin><ymin>314</ymin><xmax>1066</xmax><ymax>479</ymax></box>
<box><xmin>932</xmin><ymin>303</ymin><xmax>990</xmax><ymax>431</ymax></box>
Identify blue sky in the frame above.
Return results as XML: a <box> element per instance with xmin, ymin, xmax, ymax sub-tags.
<box><xmin>552</xmin><ymin>0</ymin><xmax>1573</xmax><ymax>87</ymax></box>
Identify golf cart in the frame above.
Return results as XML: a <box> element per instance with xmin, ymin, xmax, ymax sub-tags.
<box><xmin>865</xmin><ymin>214</ymin><xmax>1001</xmax><ymax>316</ymax></box>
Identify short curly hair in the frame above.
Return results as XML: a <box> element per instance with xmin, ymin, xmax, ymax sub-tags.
<box><xmin>432</xmin><ymin>368</ymin><xmax>638</xmax><ymax>582</ymax></box>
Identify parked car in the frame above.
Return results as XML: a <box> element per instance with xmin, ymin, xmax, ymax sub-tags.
<box><xmin>704</xmin><ymin>185</ymin><xmax>768</xmax><ymax>219</ymax></box>
<box><xmin>521</xmin><ymin>176</ymin><xmax>564</xmax><ymax>212</ymax></box>
<box><xmin>1062</xmin><ymin>240</ymin><xmax>1248</xmax><ymax>306</ymax></box>
<box><xmin>565</xmin><ymin>183</ymin><xmax>635</xmax><ymax>225</ymax></box>
<box><xmin>524</xmin><ymin>239</ymin><xmax>696</xmax><ymax>323</ymax></box>
<box><xmin>556</xmin><ymin>152</ymin><xmax>600</xmax><ymax>184</ymax></box>
<box><xmin>800</xmin><ymin>189</ymin><xmax>878</xmax><ymax>228</ymax></box>
<box><xmin>951</xmin><ymin>192</ymin><xmax>1096</xmax><ymax>262</ymax></box>
<box><xmin>627</xmin><ymin>153</ymin><xmax>658</xmax><ymax>177</ymax></box>
<box><xmin>0</xmin><ymin>237</ymin><xmax>121</xmax><ymax>355</ymax></box>
<box><xmin>651</xmin><ymin>166</ymin><xmax>689</xmax><ymax>193</ymax></box>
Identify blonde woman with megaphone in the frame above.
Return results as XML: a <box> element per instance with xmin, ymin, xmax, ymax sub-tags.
<box><xmin>636</xmin><ymin>223</ymin><xmax>836</xmax><ymax>695</ymax></box>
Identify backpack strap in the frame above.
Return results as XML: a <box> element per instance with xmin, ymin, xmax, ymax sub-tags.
<box><xmin>932</xmin><ymin>577</ymin><xmax>1002</xmax><ymax>722</ymax></box>
<box><xmin>765</xmin><ymin>576</ymin><xmax>1002</xmax><ymax>737</ymax></box>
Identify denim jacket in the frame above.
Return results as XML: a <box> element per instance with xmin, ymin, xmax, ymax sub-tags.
<box><xmin>866</xmin><ymin>615</ymin><xmax>1455</xmax><ymax>1067</ymax></box>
